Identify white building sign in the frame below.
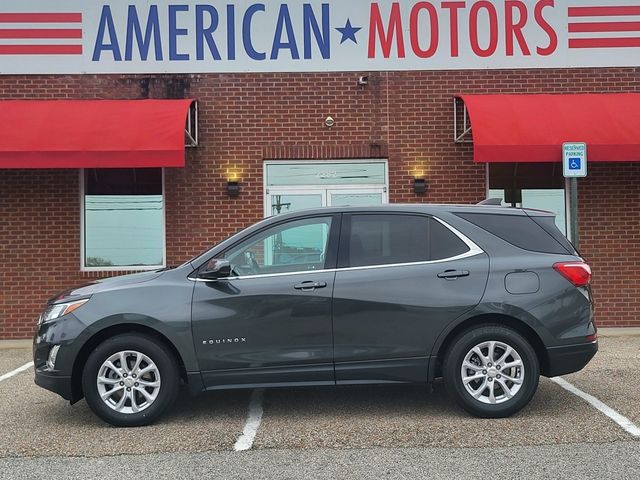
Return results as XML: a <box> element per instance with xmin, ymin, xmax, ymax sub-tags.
<box><xmin>0</xmin><ymin>0</ymin><xmax>639</xmax><ymax>74</ymax></box>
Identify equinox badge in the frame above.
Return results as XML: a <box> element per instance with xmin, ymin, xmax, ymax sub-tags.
<box><xmin>203</xmin><ymin>338</ymin><xmax>247</xmax><ymax>345</ymax></box>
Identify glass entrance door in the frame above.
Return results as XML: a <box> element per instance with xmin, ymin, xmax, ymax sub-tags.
<box><xmin>264</xmin><ymin>161</ymin><xmax>389</xmax><ymax>218</ymax></box>
<box><xmin>267</xmin><ymin>190</ymin><xmax>326</xmax><ymax>216</ymax></box>
<box><xmin>266</xmin><ymin>188</ymin><xmax>386</xmax><ymax>217</ymax></box>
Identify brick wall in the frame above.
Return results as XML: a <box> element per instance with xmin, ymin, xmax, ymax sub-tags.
<box><xmin>579</xmin><ymin>163</ymin><xmax>640</xmax><ymax>327</ymax></box>
<box><xmin>0</xmin><ymin>68</ymin><xmax>639</xmax><ymax>338</ymax></box>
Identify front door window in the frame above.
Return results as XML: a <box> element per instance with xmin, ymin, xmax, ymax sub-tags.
<box><xmin>223</xmin><ymin>216</ymin><xmax>333</xmax><ymax>276</ymax></box>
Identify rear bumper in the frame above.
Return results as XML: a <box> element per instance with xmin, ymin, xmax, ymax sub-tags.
<box><xmin>544</xmin><ymin>340</ymin><xmax>598</xmax><ymax>377</ymax></box>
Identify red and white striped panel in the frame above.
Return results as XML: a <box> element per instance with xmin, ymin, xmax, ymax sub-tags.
<box><xmin>568</xmin><ymin>5</ymin><xmax>640</xmax><ymax>48</ymax></box>
<box><xmin>0</xmin><ymin>12</ymin><xmax>82</xmax><ymax>55</ymax></box>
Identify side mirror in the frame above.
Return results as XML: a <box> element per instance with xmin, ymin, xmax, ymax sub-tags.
<box><xmin>199</xmin><ymin>259</ymin><xmax>232</xmax><ymax>280</ymax></box>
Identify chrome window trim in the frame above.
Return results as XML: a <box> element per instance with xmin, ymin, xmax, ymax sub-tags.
<box><xmin>189</xmin><ymin>217</ymin><xmax>483</xmax><ymax>282</ymax></box>
<box><xmin>432</xmin><ymin>215</ymin><xmax>483</xmax><ymax>258</ymax></box>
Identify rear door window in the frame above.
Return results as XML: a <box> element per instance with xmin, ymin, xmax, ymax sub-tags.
<box><xmin>343</xmin><ymin>214</ymin><xmax>470</xmax><ymax>267</ymax></box>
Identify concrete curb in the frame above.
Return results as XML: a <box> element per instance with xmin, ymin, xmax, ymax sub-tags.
<box><xmin>0</xmin><ymin>340</ymin><xmax>32</xmax><ymax>350</ymax></box>
<box><xmin>597</xmin><ymin>327</ymin><xmax>640</xmax><ymax>338</ymax></box>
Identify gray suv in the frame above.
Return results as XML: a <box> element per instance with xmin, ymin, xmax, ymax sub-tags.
<box><xmin>33</xmin><ymin>205</ymin><xmax>597</xmax><ymax>426</ymax></box>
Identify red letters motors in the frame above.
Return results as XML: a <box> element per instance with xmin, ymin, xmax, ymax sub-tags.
<box><xmin>368</xmin><ymin>0</ymin><xmax>558</xmax><ymax>59</ymax></box>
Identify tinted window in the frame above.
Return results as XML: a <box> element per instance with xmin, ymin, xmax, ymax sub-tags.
<box><xmin>530</xmin><ymin>215</ymin><xmax>577</xmax><ymax>255</ymax></box>
<box><xmin>84</xmin><ymin>168</ymin><xmax>164</xmax><ymax>268</ymax></box>
<box><xmin>456</xmin><ymin>213</ymin><xmax>570</xmax><ymax>255</ymax></box>
<box><xmin>430</xmin><ymin>219</ymin><xmax>470</xmax><ymax>260</ymax></box>
<box><xmin>223</xmin><ymin>216</ymin><xmax>332</xmax><ymax>276</ymax></box>
<box><xmin>348</xmin><ymin>215</ymin><xmax>429</xmax><ymax>267</ymax></box>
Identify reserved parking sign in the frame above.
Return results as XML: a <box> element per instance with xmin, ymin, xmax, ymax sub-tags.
<box><xmin>563</xmin><ymin>143</ymin><xmax>587</xmax><ymax>178</ymax></box>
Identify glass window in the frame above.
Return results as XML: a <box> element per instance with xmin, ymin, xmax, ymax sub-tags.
<box><xmin>270</xmin><ymin>193</ymin><xmax>323</xmax><ymax>215</ymax></box>
<box><xmin>430</xmin><ymin>220</ymin><xmax>470</xmax><ymax>260</ymax></box>
<box><xmin>266</xmin><ymin>162</ymin><xmax>387</xmax><ymax>186</ymax></box>
<box><xmin>455</xmin><ymin>213</ymin><xmax>573</xmax><ymax>255</ymax></box>
<box><xmin>223</xmin><ymin>217</ymin><xmax>333</xmax><ymax>276</ymax></box>
<box><xmin>488</xmin><ymin>163</ymin><xmax>567</xmax><ymax>235</ymax></box>
<box><xmin>489</xmin><ymin>188</ymin><xmax>567</xmax><ymax>235</ymax></box>
<box><xmin>83</xmin><ymin>169</ymin><xmax>164</xmax><ymax>269</ymax></box>
<box><xmin>348</xmin><ymin>215</ymin><xmax>429</xmax><ymax>267</ymax></box>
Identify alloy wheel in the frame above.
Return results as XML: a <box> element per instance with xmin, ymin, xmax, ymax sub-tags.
<box><xmin>460</xmin><ymin>340</ymin><xmax>524</xmax><ymax>405</ymax></box>
<box><xmin>96</xmin><ymin>350</ymin><xmax>161</xmax><ymax>414</ymax></box>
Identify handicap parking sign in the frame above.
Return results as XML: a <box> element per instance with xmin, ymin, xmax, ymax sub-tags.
<box><xmin>569</xmin><ymin>158</ymin><xmax>581</xmax><ymax>170</ymax></box>
<box><xmin>563</xmin><ymin>143</ymin><xmax>587</xmax><ymax>178</ymax></box>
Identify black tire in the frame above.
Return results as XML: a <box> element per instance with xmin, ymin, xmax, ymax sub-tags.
<box><xmin>443</xmin><ymin>325</ymin><xmax>540</xmax><ymax>418</ymax></box>
<box><xmin>82</xmin><ymin>334</ymin><xmax>179</xmax><ymax>427</ymax></box>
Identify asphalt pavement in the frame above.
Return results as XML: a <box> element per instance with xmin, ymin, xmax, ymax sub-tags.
<box><xmin>2</xmin><ymin>442</ymin><xmax>640</xmax><ymax>480</ymax></box>
<box><xmin>0</xmin><ymin>335</ymin><xmax>638</xmax><ymax>478</ymax></box>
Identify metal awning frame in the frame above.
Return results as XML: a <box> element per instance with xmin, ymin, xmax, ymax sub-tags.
<box><xmin>185</xmin><ymin>100</ymin><xmax>198</xmax><ymax>147</ymax></box>
<box><xmin>453</xmin><ymin>97</ymin><xmax>472</xmax><ymax>143</ymax></box>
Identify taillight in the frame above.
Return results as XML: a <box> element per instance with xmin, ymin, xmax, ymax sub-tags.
<box><xmin>553</xmin><ymin>262</ymin><xmax>591</xmax><ymax>287</ymax></box>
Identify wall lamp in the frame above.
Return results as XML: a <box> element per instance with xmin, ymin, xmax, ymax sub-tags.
<box><xmin>413</xmin><ymin>178</ymin><xmax>427</xmax><ymax>195</ymax></box>
<box><xmin>227</xmin><ymin>180</ymin><xmax>240</xmax><ymax>197</ymax></box>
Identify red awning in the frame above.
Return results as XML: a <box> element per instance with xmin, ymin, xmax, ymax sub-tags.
<box><xmin>0</xmin><ymin>99</ymin><xmax>194</xmax><ymax>168</ymax></box>
<box><xmin>459</xmin><ymin>94</ymin><xmax>640</xmax><ymax>163</ymax></box>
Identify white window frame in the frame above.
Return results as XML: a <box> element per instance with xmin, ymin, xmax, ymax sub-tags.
<box><xmin>79</xmin><ymin>168</ymin><xmax>167</xmax><ymax>272</ymax></box>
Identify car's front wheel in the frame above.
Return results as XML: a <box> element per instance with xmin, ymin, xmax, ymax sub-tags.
<box><xmin>82</xmin><ymin>334</ymin><xmax>179</xmax><ymax>427</ymax></box>
<box><xmin>443</xmin><ymin>325</ymin><xmax>540</xmax><ymax>418</ymax></box>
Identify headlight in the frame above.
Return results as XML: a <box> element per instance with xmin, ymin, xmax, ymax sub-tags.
<box><xmin>39</xmin><ymin>299</ymin><xmax>89</xmax><ymax>325</ymax></box>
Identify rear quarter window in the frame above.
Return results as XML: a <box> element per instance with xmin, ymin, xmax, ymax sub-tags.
<box><xmin>455</xmin><ymin>213</ymin><xmax>571</xmax><ymax>255</ymax></box>
<box><xmin>529</xmin><ymin>215</ymin><xmax>578</xmax><ymax>255</ymax></box>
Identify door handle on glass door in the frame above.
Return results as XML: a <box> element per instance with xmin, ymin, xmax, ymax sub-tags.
<box><xmin>294</xmin><ymin>281</ymin><xmax>327</xmax><ymax>291</ymax></box>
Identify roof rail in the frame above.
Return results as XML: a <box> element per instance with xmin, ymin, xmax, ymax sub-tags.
<box><xmin>477</xmin><ymin>198</ymin><xmax>504</xmax><ymax>206</ymax></box>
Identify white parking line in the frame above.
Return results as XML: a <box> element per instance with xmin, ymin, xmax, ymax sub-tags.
<box><xmin>551</xmin><ymin>376</ymin><xmax>640</xmax><ymax>437</ymax></box>
<box><xmin>0</xmin><ymin>362</ymin><xmax>34</xmax><ymax>383</ymax></box>
<box><xmin>234</xmin><ymin>389</ymin><xmax>265</xmax><ymax>452</ymax></box>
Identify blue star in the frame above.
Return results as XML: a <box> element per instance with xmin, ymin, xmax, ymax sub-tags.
<box><xmin>336</xmin><ymin>19</ymin><xmax>362</xmax><ymax>45</ymax></box>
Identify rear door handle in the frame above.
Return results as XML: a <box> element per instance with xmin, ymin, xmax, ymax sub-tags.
<box><xmin>294</xmin><ymin>281</ymin><xmax>327</xmax><ymax>291</ymax></box>
<box><xmin>437</xmin><ymin>270</ymin><xmax>470</xmax><ymax>280</ymax></box>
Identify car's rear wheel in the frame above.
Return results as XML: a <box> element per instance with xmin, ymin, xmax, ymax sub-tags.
<box><xmin>443</xmin><ymin>325</ymin><xmax>540</xmax><ymax>418</ymax></box>
<box><xmin>82</xmin><ymin>334</ymin><xmax>179</xmax><ymax>427</ymax></box>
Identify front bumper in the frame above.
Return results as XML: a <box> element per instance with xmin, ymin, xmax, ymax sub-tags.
<box><xmin>34</xmin><ymin>369</ymin><xmax>73</xmax><ymax>401</ymax></box>
<box><xmin>33</xmin><ymin>324</ymin><xmax>83</xmax><ymax>403</ymax></box>
<box><xmin>544</xmin><ymin>340</ymin><xmax>598</xmax><ymax>377</ymax></box>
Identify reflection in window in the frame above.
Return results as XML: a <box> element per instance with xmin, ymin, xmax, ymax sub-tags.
<box><xmin>489</xmin><ymin>189</ymin><xmax>566</xmax><ymax>235</ymax></box>
<box><xmin>488</xmin><ymin>163</ymin><xmax>567</xmax><ymax>236</ymax></box>
<box><xmin>84</xmin><ymin>169</ymin><xmax>164</xmax><ymax>268</ymax></box>
<box><xmin>271</xmin><ymin>194</ymin><xmax>322</xmax><ymax>215</ymax></box>
<box><xmin>224</xmin><ymin>217</ymin><xmax>332</xmax><ymax>276</ymax></box>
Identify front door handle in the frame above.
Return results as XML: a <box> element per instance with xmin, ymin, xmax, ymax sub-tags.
<box><xmin>294</xmin><ymin>281</ymin><xmax>327</xmax><ymax>291</ymax></box>
<box><xmin>437</xmin><ymin>270</ymin><xmax>470</xmax><ymax>280</ymax></box>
